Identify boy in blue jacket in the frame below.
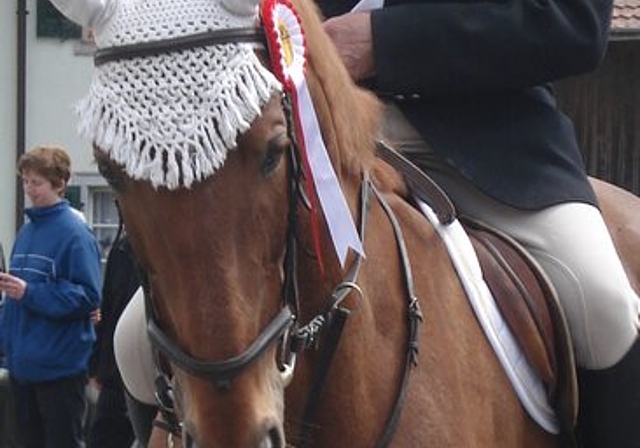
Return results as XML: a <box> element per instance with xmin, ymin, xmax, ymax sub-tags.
<box><xmin>0</xmin><ymin>145</ymin><xmax>102</xmax><ymax>448</ymax></box>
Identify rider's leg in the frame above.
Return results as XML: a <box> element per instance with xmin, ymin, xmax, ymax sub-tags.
<box><xmin>575</xmin><ymin>342</ymin><xmax>640</xmax><ymax>448</ymax></box>
<box><xmin>124</xmin><ymin>391</ymin><xmax>157</xmax><ymax>446</ymax></box>
<box><xmin>427</xmin><ymin>172</ymin><xmax>640</xmax><ymax>369</ymax></box>
<box><xmin>424</xmin><ymin>167</ymin><xmax>640</xmax><ymax>447</ymax></box>
<box><xmin>114</xmin><ymin>288</ymin><xmax>157</xmax><ymax>406</ymax></box>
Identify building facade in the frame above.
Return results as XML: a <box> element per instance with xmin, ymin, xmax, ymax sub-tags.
<box><xmin>556</xmin><ymin>0</ymin><xmax>640</xmax><ymax>196</ymax></box>
<box><xmin>2</xmin><ymin>0</ymin><xmax>118</xmax><ymax>262</ymax></box>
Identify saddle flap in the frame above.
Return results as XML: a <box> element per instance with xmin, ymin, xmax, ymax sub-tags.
<box><xmin>467</xmin><ymin>223</ymin><xmax>556</xmax><ymax>384</ymax></box>
<box><xmin>462</xmin><ymin>217</ymin><xmax>578</xmax><ymax>432</ymax></box>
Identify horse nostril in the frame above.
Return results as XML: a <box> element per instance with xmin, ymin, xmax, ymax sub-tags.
<box><xmin>183</xmin><ymin>427</ymin><xmax>197</xmax><ymax>448</ymax></box>
<box><xmin>260</xmin><ymin>425</ymin><xmax>284</xmax><ymax>448</ymax></box>
<box><xmin>270</xmin><ymin>427</ymin><xmax>284</xmax><ymax>448</ymax></box>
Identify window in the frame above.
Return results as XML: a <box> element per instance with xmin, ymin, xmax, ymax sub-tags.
<box><xmin>90</xmin><ymin>187</ymin><xmax>120</xmax><ymax>263</ymax></box>
<box><xmin>71</xmin><ymin>174</ymin><xmax>119</xmax><ymax>264</ymax></box>
<box><xmin>37</xmin><ymin>0</ymin><xmax>82</xmax><ymax>39</ymax></box>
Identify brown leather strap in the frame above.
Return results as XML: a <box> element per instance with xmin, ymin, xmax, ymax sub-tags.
<box><xmin>375</xmin><ymin>140</ymin><xmax>456</xmax><ymax>225</ymax></box>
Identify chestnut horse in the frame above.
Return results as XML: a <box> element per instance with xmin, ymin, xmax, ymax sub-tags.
<box><xmin>88</xmin><ymin>0</ymin><xmax>639</xmax><ymax>447</ymax></box>
<box><xmin>593</xmin><ymin>178</ymin><xmax>640</xmax><ymax>293</ymax></box>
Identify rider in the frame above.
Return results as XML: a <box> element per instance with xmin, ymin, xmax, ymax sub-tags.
<box><xmin>321</xmin><ymin>1</ymin><xmax>640</xmax><ymax>446</ymax></box>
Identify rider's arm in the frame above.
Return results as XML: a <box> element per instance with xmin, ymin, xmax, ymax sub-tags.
<box><xmin>370</xmin><ymin>0</ymin><xmax>613</xmax><ymax>97</ymax></box>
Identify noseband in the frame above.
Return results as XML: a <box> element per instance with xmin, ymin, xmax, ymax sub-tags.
<box><xmin>146</xmin><ymin>305</ymin><xmax>295</xmax><ymax>389</ymax></box>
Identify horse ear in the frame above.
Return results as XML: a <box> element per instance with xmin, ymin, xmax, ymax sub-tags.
<box><xmin>219</xmin><ymin>0</ymin><xmax>262</xmax><ymax>18</ymax></box>
<box><xmin>47</xmin><ymin>0</ymin><xmax>116</xmax><ymax>29</ymax></box>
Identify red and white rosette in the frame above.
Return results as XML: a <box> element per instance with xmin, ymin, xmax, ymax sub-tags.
<box><xmin>262</xmin><ymin>0</ymin><xmax>364</xmax><ymax>268</ymax></box>
<box><xmin>261</xmin><ymin>0</ymin><xmax>306</xmax><ymax>90</ymax></box>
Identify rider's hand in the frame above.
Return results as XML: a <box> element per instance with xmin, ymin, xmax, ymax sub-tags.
<box><xmin>323</xmin><ymin>12</ymin><xmax>375</xmax><ymax>82</ymax></box>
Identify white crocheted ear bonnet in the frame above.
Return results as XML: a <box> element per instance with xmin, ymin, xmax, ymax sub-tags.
<box><xmin>51</xmin><ymin>0</ymin><xmax>282</xmax><ymax>189</ymax></box>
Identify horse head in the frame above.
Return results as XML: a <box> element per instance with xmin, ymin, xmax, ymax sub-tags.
<box><xmin>94</xmin><ymin>96</ymin><xmax>294</xmax><ymax>446</ymax></box>
<box><xmin>53</xmin><ymin>0</ymin><xmax>380</xmax><ymax>445</ymax></box>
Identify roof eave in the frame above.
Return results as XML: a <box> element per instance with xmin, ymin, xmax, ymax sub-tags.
<box><xmin>610</xmin><ymin>28</ymin><xmax>640</xmax><ymax>41</ymax></box>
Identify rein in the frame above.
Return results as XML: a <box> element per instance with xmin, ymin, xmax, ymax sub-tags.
<box><xmin>291</xmin><ymin>167</ymin><xmax>424</xmax><ymax>448</ymax></box>
<box><xmin>370</xmin><ymin>178</ymin><xmax>424</xmax><ymax>448</ymax></box>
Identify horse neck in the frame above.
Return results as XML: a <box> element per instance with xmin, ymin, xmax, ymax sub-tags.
<box><xmin>286</xmin><ymin>184</ymin><xmax>412</xmax><ymax>447</ymax></box>
<box><xmin>283</xmin><ymin>2</ymin><xmax>396</xmax><ymax>432</ymax></box>
<box><xmin>294</xmin><ymin>0</ymin><xmax>381</xmax><ymax>185</ymax></box>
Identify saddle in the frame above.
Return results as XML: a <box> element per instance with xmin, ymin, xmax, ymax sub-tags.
<box><xmin>376</xmin><ymin>141</ymin><xmax>578</xmax><ymax>438</ymax></box>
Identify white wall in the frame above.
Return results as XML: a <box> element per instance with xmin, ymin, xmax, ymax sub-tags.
<box><xmin>1</xmin><ymin>1</ymin><xmax>18</xmax><ymax>254</ymax></box>
<box><xmin>25</xmin><ymin>19</ymin><xmax>95</xmax><ymax>170</ymax></box>
<box><xmin>1</xmin><ymin>0</ymin><xmax>99</xmax><ymax>253</ymax></box>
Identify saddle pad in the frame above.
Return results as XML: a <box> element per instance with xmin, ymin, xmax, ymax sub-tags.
<box><xmin>417</xmin><ymin>200</ymin><xmax>559</xmax><ymax>434</ymax></box>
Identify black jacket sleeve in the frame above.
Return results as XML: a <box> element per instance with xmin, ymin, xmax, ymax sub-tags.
<box><xmin>371</xmin><ymin>0</ymin><xmax>613</xmax><ymax>97</ymax></box>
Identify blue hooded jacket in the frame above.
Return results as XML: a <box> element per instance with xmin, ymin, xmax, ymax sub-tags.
<box><xmin>0</xmin><ymin>200</ymin><xmax>102</xmax><ymax>382</ymax></box>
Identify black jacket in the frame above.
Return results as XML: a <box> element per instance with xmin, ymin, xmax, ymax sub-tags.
<box><xmin>90</xmin><ymin>235</ymin><xmax>140</xmax><ymax>389</ymax></box>
<box><xmin>320</xmin><ymin>0</ymin><xmax>613</xmax><ymax>209</ymax></box>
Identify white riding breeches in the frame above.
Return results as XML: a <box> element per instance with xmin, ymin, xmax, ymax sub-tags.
<box><xmin>382</xmin><ymin>103</ymin><xmax>640</xmax><ymax>369</ymax></box>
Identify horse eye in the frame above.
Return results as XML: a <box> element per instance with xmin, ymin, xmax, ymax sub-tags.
<box><xmin>261</xmin><ymin>138</ymin><xmax>288</xmax><ymax>176</ymax></box>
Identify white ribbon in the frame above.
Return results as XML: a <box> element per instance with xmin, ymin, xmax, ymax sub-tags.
<box><xmin>290</xmin><ymin>71</ymin><xmax>364</xmax><ymax>266</ymax></box>
<box><xmin>264</xmin><ymin>0</ymin><xmax>364</xmax><ymax>267</ymax></box>
<box><xmin>350</xmin><ymin>0</ymin><xmax>383</xmax><ymax>12</ymax></box>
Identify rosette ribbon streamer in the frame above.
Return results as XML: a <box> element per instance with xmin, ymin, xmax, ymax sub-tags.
<box><xmin>262</xmin><ymin>0</ymin><xmax>364</xmax><ymax>268</ymax></box>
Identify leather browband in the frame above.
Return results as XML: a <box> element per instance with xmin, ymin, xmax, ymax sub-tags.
<box><xmin>94</xmin><ymin>27</ymin><xmax>266</xmax><ymax>66</ymax></box>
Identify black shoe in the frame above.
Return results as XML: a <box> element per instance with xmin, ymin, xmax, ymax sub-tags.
<box><xmin>577</xmin><ymin>338</ymin><xmax>640</xmax><ymax>448</ymax></box>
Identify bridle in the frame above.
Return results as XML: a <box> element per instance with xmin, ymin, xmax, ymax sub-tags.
<box><xmin>100</xmin><ymin>23</ymin><xmax>426</xmax><ymax>448</ymax></box>
<box><xmin>94</xmin><ymin>28</ymin><xmax>267</xmax><ymax>66</ymax></box>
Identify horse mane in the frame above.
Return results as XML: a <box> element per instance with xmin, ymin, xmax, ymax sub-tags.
<box><xmin>292</xmin><ymin>0</ymin><xmax>382</xmax><ymax>177</ymax></box>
